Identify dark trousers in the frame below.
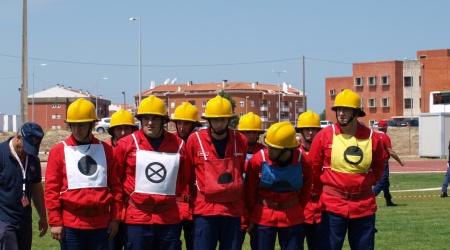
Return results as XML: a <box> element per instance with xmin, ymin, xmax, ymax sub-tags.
<box><xmin>304</xmin><ymin>222</ymin><xmax>319</xmax><ymax>250</ymax></box>
<box><xmin>0</xmin><ymin>221</ymin><xmax>32</xmax><ymax>250</ymax></box>
<box><xmin>180</xmin><ymin>219</ymin><xmax>193</xmax><ymax>250</ymax></box>
<box><xmin>61</xmin><ymin>227</ymin><xmax>109</xmax><ymax>250</ymax></box>
<box><xmin>241</xmin><ymin>229</ymin><xmax>257</xmax><ymax>250</ymax></box>
<box><xmin>442</xmin><ymin>165</ymin><xmax>450</xmax><ymax>192</ymax></box>
<box><xmin>317</xmin><ymin>211</ymin><xmax>376</xmax><ymax>250</ymax></box>
<box><xmin>193</xmin><ymin>215</ymin><xmax>241</xmax><ymax>250</ymax></box>
<box><xmin>108</xmin><ymin>223</ymin><xmax>125</xmax><ymax>250</ymax></box>
<box><xmin>125</xmin><ymin>223</ymin><xmax>181</xmax><ymax>250</ymax></box>
<box><xmin>372</xmin><ymin>161</ymin><xmax>392</xmax><ymax>200</ymax></box>
<box><xmin>253</xmin><ymin>224</ymin><xmax>304</xmax><ymax>250</ymax></box>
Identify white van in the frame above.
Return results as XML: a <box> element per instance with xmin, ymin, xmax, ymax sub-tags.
<box><xmin>320</xmin><ymin>120</ymin><xmax>333</xmax><ymax>128</ymax></box>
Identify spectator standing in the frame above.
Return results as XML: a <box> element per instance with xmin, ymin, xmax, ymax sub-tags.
<box><xmin>440</xmin><ymin>140</ymin><xmax>450</xmax><ymax>197</ymax></box>
<box><xmin>186</xmin><ymin>95</ymin><xmax>247</xmax><ymax>250</ymax></box>
<box><xmin>115</xmin><ymin>95</ymin><xmax>190</xmax><ymax>250</ymax></box>
<box><xmin>171</xmin><ymin>102</ymin><xmax>202</xmax><ymax>250</ymax></box>
<box><xmin>0</xmin><ymin>122</ymin><xmax>47</xmax><ymax>250</ymax></box>
<box><xmin>45</xmin><ymin>98</ymin><xmax>123</xmax><ymax>249</ymax></box>
<box><xmin>372</xmin><ymin>120</ymin><xmax>404</xmax><ymax>206</ymax></box>
<box><xmin>245</xmin><ymin>121</ymin><xmax>312</xmax><ymax>250</ymax></box>
<box><xmin>296</xmin><ymin>110</ymin><xmax>322</xmax><ymax>249</ymax></box>
<box><xmin>309</xmin><ymin>89</ymin><xmax>385</xmax><ymax>250</ymax></box>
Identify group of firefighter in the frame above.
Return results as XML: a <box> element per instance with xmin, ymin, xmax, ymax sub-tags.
<box><xmin>42</xmin><ymin>88</ymin><xmax>387</xmax><ymax>250</ymax></box>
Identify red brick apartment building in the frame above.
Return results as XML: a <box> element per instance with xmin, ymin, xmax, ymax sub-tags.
<box><xmin>27</xmin><ymin>85</ymin><xmax>111</xmax><ymax>130</ymax></box>
<box><xmin>136</xmin><ymin>80</ymin><xmax>305</xmax><ymax>131</ymax></box>
<box><xmin>325</xmin><ymin>49</ymin><xmax>450</xmax><ymax>126</ymax></box>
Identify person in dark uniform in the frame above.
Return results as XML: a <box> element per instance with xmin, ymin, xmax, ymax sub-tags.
<box><xmin>440</xmin><ymin>140</ymin><xmax>450</xmax><ymax>197</ymax></box>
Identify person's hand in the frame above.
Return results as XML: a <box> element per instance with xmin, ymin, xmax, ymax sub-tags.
<box><xmin>38</xmin><ymin>217</ymin><xmax>48</xmax><ymax>237</ymax></box>
<box><xmin>246</xmin><ymin>223</ymin><xmax>255</xmax><ymax>236</ymax></box>
<box><xmin>50</xmin><ymin>226</ymin><xmax>64</xmax><ymax>242</ymax></box>
<box><xmin>108</xmin><ymin>220</ymin><xmax>119</xmax><ymax>240</ymax></box>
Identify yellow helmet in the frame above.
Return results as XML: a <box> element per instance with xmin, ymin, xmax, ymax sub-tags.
<box><xmin>65</xmin><ymin>98</ymin><xmax>99</xmax><ymax>123</ymax></box>
<box><xmin>136</xmin><ymin>95</ymin><xmax>169</xmax><ymax>122</ymax></box>
<box><xmin>238</xmin><ymin>112</ymin><xmax>264</xmax><ymax>132</ymax></box>
<box><xmin>264</xmin><ymin>122</ymin><xmax>300</xmax><ymax>149</ymax></box>
<box><xmin>296</xmin><ymin>110</ymin><xmax>321</xmax><ymax>130</ymax></box>
<box><xmin>331</xmin><ymin>89</ymin><xmax>366</xmax><ymax>117</ymax></box>
<box><xmin>110</xmin><ymin>109</ymin><xmax>136</xmax><ymax>128</ymax></box>
<box><xmin>201</xmin><ymin>95</ymin><xmax>234</xmax><ymax>119</ymax></box>
<box><xmin>172</xmin><ymin>102</ymin><xmax>199</xmax><ymax>123</ymax></box>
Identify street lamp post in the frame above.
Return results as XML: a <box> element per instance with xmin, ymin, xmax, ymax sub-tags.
<box><xmin>32</xmin><ymin>63</ymin><xmax>46</xmax><ymax>122</ymax></box>
<box><xmin>295</xmin><ymin>100</ymin><xmax>298</xmax><ymax>126</ymax></box>
<box><xmin>245</xmin><ymin>96</ymin><xmax>249</xmax><ymax>114</ymax></box>
<box><xmin>122</xmin><ymin>91</ymin><xmax>126</xmax><ymax>110</ymax></box>
<box><xmin>130</xmin><ymin>17</ymin><xmax>142</xmax><ymax>106</ymax></box>
<box><xmin>272</xmin><ymin>70</ymin><xmax>286</xmax><ymax>123</ymax></box>
<box><xmin>96</xmin><ymin>77</ymin><xmax>108</xmax><ymax>117</ymax></box>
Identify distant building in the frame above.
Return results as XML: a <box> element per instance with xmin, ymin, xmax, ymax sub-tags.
<box><xmin>325</xmin><ymin>49</ymin><xmax>450</xmax><ymax>126</ymax></box>
<box><xmin>27</xmin><ymin>84</ymin><xmax>111</xmax><ymax>130</ymax></box>
<box><xmin>134</xmin><ymin>80</ymin><xmax>306</xmax><ymax>131</ymax></box>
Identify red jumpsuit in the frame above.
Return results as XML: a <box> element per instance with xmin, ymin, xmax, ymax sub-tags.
<box><xmin>309</xmin><ymin>123</ymin><xmax>385</xmax><ymax>219</ymax></box>
<box><xmin>115</xmin><ymin>129</ymin><xmax>190</xmax><ymax>225</ymax></box>
<box><xmin>45</xmin><ymin>135</ymin><xmax>123</xmax><ymax>229</ymax></box>
<box><xmin>185</xmin><ymin>128</ymin><xmax>247</xmax><ymax>217</ymax></box>
<box><xmin>244</xmin><ymin>148</ymin><xmax>312</xmax><ymax>227</ymax></box>
<box><xmin>299</xmin><ymin>144</ymin><xmax>322</xmax><ymax>225</ymax></box>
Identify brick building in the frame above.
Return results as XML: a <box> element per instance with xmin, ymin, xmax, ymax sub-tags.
<box><xmin>27</xmin><ymin>84</ymin><xmax>111</xmax><ymax>130</ymax></box>
<box><xmin>325</xmin><ymin>49</ymin><xmax>450</xmax><ymax>126</ymax></box>
<box><xmin>135</xmin><ymin>80</ymin><xmax>306</xmax><ymax>131</ymax></box>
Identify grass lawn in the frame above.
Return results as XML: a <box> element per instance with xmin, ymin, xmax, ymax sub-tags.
<box><xmin>31</xmin><ymin>173</ymin><xmax>448</xmax><ymax>249</ymax></box>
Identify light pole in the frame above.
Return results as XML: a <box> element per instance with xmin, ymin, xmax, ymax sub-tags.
<box><xmin>130</xmin><ymin>17</ymin><xmax>142</xmax><ymax>106</ymax></box>
<box><xmin>122</xmin><ymin>91</ymin><xmax>126</xmax><ymax>110</ymax></box>
<box><xmin>272</xmin><ymin>70</ymin><xmax>286</xmax><ymax>123</ymax></box>
<box><xmin>32</xmin><ymin>63</ymin><xmax>46</xmax><ymax>122</ymax></box>
<box><xmin>96</xmin><ymin>77</ymin><xmax>108</xmax><ymax>117</ymax></box>
<box><xmin>295</xmin><ymin>100</ymin><xmax>298</xmax><ymax>126</ymax></box>
<box><xmin>245</xmin><ymin>96</ymin><xmax>249</xmax><ymax>114</ymax></box>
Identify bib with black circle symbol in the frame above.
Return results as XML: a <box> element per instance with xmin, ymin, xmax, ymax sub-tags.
<box><xmin>63</xmin><ymin>142</ymin><xmax>107</xmax><ymax>190</ymax></box>
<box><xmin>259</xmin><ymin>149</ymin><xmax>303</xmax><ymax>192</ymax></box>
<box><xmin>132</xmin><ymin>134</ymin><xmax>182</xmax><ymax>195</ymax></box>
<box><xmin>195</xmin><ymin>132</ymin><xmax>243</xmax><ymax>203</ymax></box>
<box><xmin>330</xmin><ymin>125</ymin><xmax>373</xmax><ymax>174</ymax></box>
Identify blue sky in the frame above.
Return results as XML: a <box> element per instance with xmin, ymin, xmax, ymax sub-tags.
<box><xmin>1</xmin><ymin>1</ymin><xmax>449</xmax><ymax>116</ymax></box>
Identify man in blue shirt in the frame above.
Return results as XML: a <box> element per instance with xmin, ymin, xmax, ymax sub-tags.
<box><xmin>0</xmin><ymin>122</ymin><xmax>47</xmax><ymax>249</ymax></box>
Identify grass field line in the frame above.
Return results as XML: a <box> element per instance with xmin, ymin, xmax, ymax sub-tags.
<box><xmin>390</xmin><ymin>187</ymin><xmax>441</xmax><ymax>192</ymax></box>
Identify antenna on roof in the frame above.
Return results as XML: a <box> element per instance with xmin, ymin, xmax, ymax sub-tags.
<box><xmin>163</xmin><ymin>79</ymin><xmax>170</xmax><ymax>85</ymax></box>
<box><xmin>171</xmin><ymin>78</ymin><xmax>177</xmax><ymax>84</ymax></box>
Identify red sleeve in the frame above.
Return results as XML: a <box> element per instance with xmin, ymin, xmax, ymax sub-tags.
<box><xmin>244</xmin><ymin>151</ymin><xmax>263</xmax><ymax>215</ymax></box>
<box><xmin>371</xmin><ymin>133</ymin><xmax>386</xmax><ymax>182</ymax></box>
<box><xmin>299</xmin><ymin>150</ymin><xmax>312</xmax><ymax>208</ymax></box>
<box><xmin>44</xmin><ymin>143</ymin><xmax>65</xmax><ymax>226</ymax></box>
<box><xmin>103</xmin><ymin>142</ymin><xmax>123</xmax><ymax>220</ymax></box>
<box><xmin>176</xmin><ymin>137</ymin><xmax>191</xmax><ymax>196</ymax></box>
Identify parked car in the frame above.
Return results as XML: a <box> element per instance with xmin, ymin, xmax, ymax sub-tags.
<box><xmin>386</xmin><ymin>120</ymin><xmax>400</xmax><ymax>127</ymax></box>
<box><xmin>372</xmin><ymin>121</ymin><xmax>379</xmax><ymax>128</ymax></box>
<box><xmin>399</xmin><ymin>119</ymin><xmax>419</xmax><ymax>127</ymax></box>
<box><xmin>320</xmin><ymin>120</ymin><xmax>334</xmax><ymax>128</ymax></box>
<box><xmin>94</xmin><ymin>117</ymin><xmax>111</xmax><ymax>133</ymax></box>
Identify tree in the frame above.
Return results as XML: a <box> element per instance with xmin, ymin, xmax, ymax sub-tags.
<box><xmin>319</xmin><ymin>109</ymin><xmax>326</xmax><ymax>120</ymax></box>
<box><xmin>218</xmin><ymin>90</ymin><xmax>239</xmax><ymax>128</ymax></box>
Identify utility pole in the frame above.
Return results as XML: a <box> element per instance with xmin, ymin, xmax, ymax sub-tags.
<box><xmin>21</xmin><ymin>0</ymin><xmax>28</xmax><ymax>124</ymax></box>
<box><xmin>302</xmin><ymin>55</ymin><xmax>306</xmax><ymax>111</ymax></box>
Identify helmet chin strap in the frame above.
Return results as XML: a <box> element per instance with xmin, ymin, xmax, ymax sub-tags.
<box><xmin>208</xmin><ymin>119</ymin><xmax>229</xmax><ymax>136</ymax></box>
<box><xmin>336</xmin><ymin>109</ymin><xmax>359</xmax><ymax>127</ymax></box>
<box><xmin>299</xmin><ymin>130</ymin><xmax>313</xmax><ymax>143</ymax></box>
<box><xmin>269</xmin><ymin>148</ymin><xmax>290</xmax><ymax>164</ymax></box>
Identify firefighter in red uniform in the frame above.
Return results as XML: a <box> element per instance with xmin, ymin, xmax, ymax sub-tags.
<box><xmin>309</xmin><ymin>89</ymin><xmax>385</xmax><ymax>250</ymax></box>
<box><xmin>45</xmin><ymin>98</ymin><xmax>123</xmax><ymax>249</ymax></box>
<box><xmin>237</xmin><ymin>112</ymin><xmax>266</xmax><ymax>249</ymax></box>
<box><xmin>186</xmin><ymin>95</ymin><xmax>247</xmax><ymax>250</ymax></box>
<box><xmin>245</xmin><ymin>121</ymin><xmax>312</xmax><ymax>250</ymax></box>
<box><xmin>106</xmin><ymin>109</ymin><xmax>137</xmax><ymax>250</ymax></box>
<box><xmin>171</xmin><ymin>102</ymin><xmax>202</xmax><ymax>250</ymax></box>
<box><xmin>296</xmin><ymin>110</ymin><xmax>322</xmax><ymax>250</ymax></box>
<box><xmin>106</xmin><ymin>109</ymin><xmax>138</xmax><ymax>147</ymax></box>
<box><xmin>115</xmin><ymin>95</ymin><xmax>189</xmax><ymax>250</ymax></box>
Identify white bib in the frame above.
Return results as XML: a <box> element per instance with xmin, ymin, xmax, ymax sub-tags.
<box><xmin>63</xmin><ymin>142</ymin><xmax>107</xmax><ymax>190</ymax></box>
<box><xmin>132</xmin><ymin>134</ymin><xmax>183</xmax><ymax>195</ymax></box>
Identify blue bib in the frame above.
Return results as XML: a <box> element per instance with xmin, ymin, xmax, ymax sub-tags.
<box><xmin>259</xmin><ymin>150</ymin><xmax>303</xmax><ymax>192</ymax></box>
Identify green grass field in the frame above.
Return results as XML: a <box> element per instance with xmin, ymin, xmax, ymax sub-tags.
<box><xmin>31</xmin><ymin>173</ymin><xmax>449</xmax><ymax>249</ymax></box>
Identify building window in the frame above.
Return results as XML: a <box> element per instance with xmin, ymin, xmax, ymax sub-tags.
<box><xmin>188</xmin><ymin>100</ymin><xmax>196</xmax><ymax>105</ymax></box>
<box><xmin>170</xmin><ymin>102</ymin><xmax>175</xmax><ymax>108</ymax></box>
<box><xmin>239</xmin><ymin>112</ymin><xmax>244</xmax><ymax>117</ymax></box>
<box><xmin>368</xmin><ymin>98</ymin><xmax>376</xmax><ymax>107</ymax></box>
<box><xmin>360</xmin><ymin>98</ymin><xmax>364</xmax><ymax>108</ymax></box>
<box><xmin>354</xmin><ymin>77</ymin><xmax>363</xmax><ymax>86</ymax></box>
<box><xmin>341</xmin><ymin>88</ymin><xmax>346</xmax><ymax>92</ymax></box>
<box><xmin>404</xmin><ymin>76</ymin><xmax>413</xmax><ymax>87</ymax></box>
<box><xmin>250</xmin><ymin>100</ymin><xmax>255</xmax><ymax>107</ymax></box>
<box><xmin>405</xmin><ymin>98</ymin><xmax>413</xmax><ymax>109</ymax></box>
<box><xmin>51</xmin><ymin>104</ymin><xmax>61</xmax><ymax>108</ymax></box>
<box><xmin>381</xmin><ymin>76</ymin><xmax>389</xmax><ymax>85</ymax></box>
<box><xmin>368</xmin><ymin>76</ymin><xmax>376</xmax><ymax>86</ymax></box>
<box><xmin>381</xmin><ymin>98</ymin><xmax>390</xmax><ymax>107</ymax></box>
<box><xmin>56</xmin><ymin>115</ymin><xmax>61</xmax><ymax>119</ymax></box>
<box><xmin>239</xmin><ymin>101</ymin><xmax>244</xmax><ymax>107</ymax></box>
<box><xmin>52</xmin><ymin>115</ymin><xmax>56</xmax><ymax>119</ymax></box>
<box><xmin>202</xmin><ymin>101</ymin><xmax>207</xmax><ymax>107</ymax></box>
<box><xmin>329</xmin><ymin>89</ymin><xmax>336</xmax><ymax>96</ymax></box>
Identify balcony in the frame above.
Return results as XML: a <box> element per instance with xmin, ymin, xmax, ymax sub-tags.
<box><xmin>260</xmin><ymin>117</ymin><xmax>268</xmax><ymax>122</ymax></box>
<box><xmin>280</xmin><ymin>106</ymin><xmax>290</xmax><ymax>112</ymax></box>
<box><xmin>280</xmin><ymin>117</ymin><xmax>290</xmax><ymax>122</ymax></box>
<box><xmin>260</xmin><ymin>105</ymin><xmax>269</xmax><ymax>111</ymax></box>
